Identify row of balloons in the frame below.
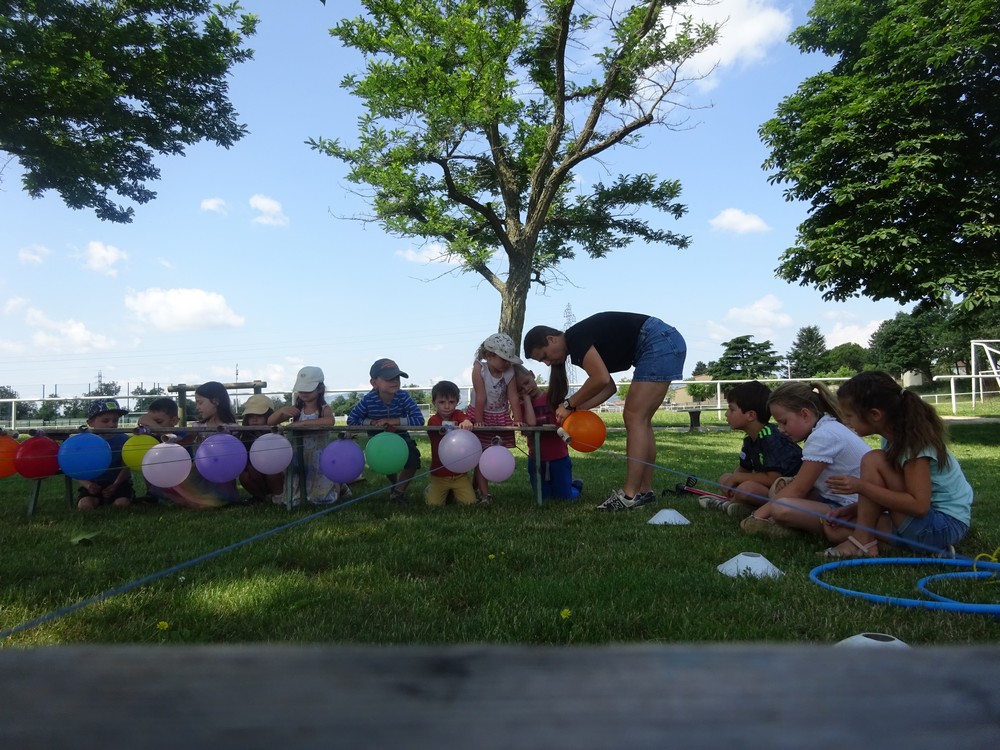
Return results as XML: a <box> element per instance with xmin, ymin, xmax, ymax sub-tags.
<box><xmin>0</xmin><ymin>411</ymin><xmax>608</xmax><ymax>489</ymax></box>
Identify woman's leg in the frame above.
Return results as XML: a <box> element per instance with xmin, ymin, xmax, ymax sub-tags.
<box><xmin>622</xmin><ymin>380</ymin><xmax>671</xmax><ymax>496</ymax></box>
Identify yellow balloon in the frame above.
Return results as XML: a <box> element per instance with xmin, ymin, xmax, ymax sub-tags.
<box><xmin>122</xmin><ymin>434</ymin><xmax>160</xmax><ymax>472</ymax></box>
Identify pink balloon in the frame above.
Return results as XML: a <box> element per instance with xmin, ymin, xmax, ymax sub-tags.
<box><xmin>249</xmin><ymin>433</ymin><xmax>293</xmax><ymax>475</ymax></box>
<box><xmin>321</xmin><ymin>440</ymin><xmax>365</xmax><ymax>483</ymax></box>
<box><xmin>479</xmin><ymin>445</ymin><xmax>515</xmax><ymax>482</ymax></box>
<box><xmin>195</xmin><ymin>433</ymin><xmax>247</xmax><ymax>483</ymax></box>
<box><xmin>142</xmin><ymin>443</ymin><xmax>192</xmax><ymax>488</ymax></box>
<box><xmin>438</xmin><ymin>429</ymin><xmax>482</xmax><ymax>474</ymax></box>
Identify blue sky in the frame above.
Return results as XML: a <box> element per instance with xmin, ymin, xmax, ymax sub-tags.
<box><xmin>1</xmin><ymin>0</ymin><xmax>910</xmax><ymax>402</ymax></box>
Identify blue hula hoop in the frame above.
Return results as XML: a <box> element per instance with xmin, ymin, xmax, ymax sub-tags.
<box><xmin>810</xmin><ymin>557</ymin><xmax>1000</xmax><ymax>617</ymax></box>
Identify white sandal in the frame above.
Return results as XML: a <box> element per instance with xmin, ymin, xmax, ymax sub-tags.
<box><xmin>819</xmin><ymin>535</ymin><xmax>878</xmax><ymax>558</ymax></box>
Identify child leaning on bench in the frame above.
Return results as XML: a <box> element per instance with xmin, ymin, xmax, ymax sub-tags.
<box><xmin>347</xmin><ymin>358</ymin><xmax>424</xmax><ymax>505</ymax></box>
<box><xmin>515</xmin><ymin>365</ymin><xmax>582</xmax><ymax>501</ymax></box>
<box><xmin>425</xmin><ymin>380</ymin><xmax>476</xmax><ymax>506</ymax></box>
<box><xmin>77</xmin><ymin>399</ymin><xmax>133</xmax><ymax>510</ymax></box>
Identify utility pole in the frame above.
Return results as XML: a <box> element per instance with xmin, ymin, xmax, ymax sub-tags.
<box><xmin>563</xmin><ymin>304</ymin><xmax>579</xmax><ymax>387</ymax></box>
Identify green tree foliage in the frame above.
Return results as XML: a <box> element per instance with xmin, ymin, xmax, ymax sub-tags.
<box><xmin>0</xmin><ymin>1</ymin><xmax>258</xmax><ymax>222</ymax></box>
<box><xmin>709</xmin><ymin>336</ymin><xmax>782</xmax><ymax>380</ymax></box>
<box><xmin>760</xmin><ymin>0</ymin><xmax>1000</xmax><ymax>310</ymax></box>
<box><xmin>787</xmin><ymin>325</ymin><xmax>827</xmax><ymax>379</ymax></box>
<box><xmin>690</xmin><ymin>361</ymin><xmax>709</xmax><ymax>377</ymax></box>
<box><xmin>0</xmin><ymin>385</ymin><xmax>38</xmax><ymax>420</ymax></box>
<box><xmin>329</xmin><ymin>392</ymin><xmax>361</xmax><ymax>417</ymax></box>
<box><xmin>131</xmin><ymin>384</ymin><xmax>166</xmax><ymax>414</ymax></box>
<box><xmin>312</xmin><ymin>1</ymin><xmax>718</xmax><ymax>344</ymax></box>
<box><xmin>869</xmin><ymin>309</ymin><xmax>946</xmax><ymax>380</ymax></box>
<box><xmin>686</xmin><ymin>382</ymin><xmax>713</xmax><ymax>403</ymax></box>
<box><xmin>817</xmin><ymin>342</ymin><xmax>869</xmax><ymax>375</ymax></box>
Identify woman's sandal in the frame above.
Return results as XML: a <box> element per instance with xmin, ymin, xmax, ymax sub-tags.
<box><xmin>819</xmin><ymin>535</ymin><xmax>879</xmax><ymax>558</ymax></box>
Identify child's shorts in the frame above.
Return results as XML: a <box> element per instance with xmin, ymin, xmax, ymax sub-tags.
<box><xmin>894</xmin><ymin>509</ymin><xmax>969</xmax><ymax>553</ymax></box>
<box><xmin>396</xmin><ymin>431</ymin><xmax>421</xmax><ymax>471</ymax></box>
<box><xmin>632</xmin><ymin>317</ymin><xmax>686</xmax><ymax>382</ymax></box>
<box><xmin>77</xmin><ymin>482</ymin><xmax>135</xmax><ymax>505</ymax></box>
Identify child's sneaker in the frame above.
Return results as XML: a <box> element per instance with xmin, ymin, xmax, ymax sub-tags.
<box><xmin>726</xmin><ymin>502</ymin><xmax>753</xmax><ymax>520</ymax></box>
<box><xmin>698</xmin><ymin>495</ymin><xmax>731</xmax><ymax>512</ymax></box>
<box><xmin>631</xmin><ymin>491</ymin><xmax>657</xmax><ymax>508</ymax></box>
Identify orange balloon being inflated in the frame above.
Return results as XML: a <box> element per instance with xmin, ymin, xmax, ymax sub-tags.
<box><xmin>561</xmin><ymin>410</ymin><xmax>607</xmax><ymax>453</ymax></box>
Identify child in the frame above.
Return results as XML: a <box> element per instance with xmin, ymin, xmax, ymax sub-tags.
<box><xmin>515</xmin><ymin>365</ymin><xmax>582</xmax><ymax>501</ymax></box>
<box><xmin>741</xmin><ymin>381</ymin><xmax>870</xmax><ymax>539</ymax></box>
<box><xmin>702</xmin><ymin>381</ymin><xmax>802</xmax><ymax>520</ymax></box>
<box><xmin>425</xmin><ymin>380</ymin><xmax>476</xmax><ymax>506</ymax></box>
<box><xmin>469</xmin><ymin>333</ymin><xmax>524</xmax><ymax>504</ymax></box>
<box><xmin>77</xmin><ymin>399</ymin><xmax>132</xmax><ymax>510</ymax></box>
<box><xmin>347</xmin><ymin>358</ymin><xmax>424</xmax><ymax>504</ymax></box>
<box><xmin>147</xmin><ymin>381</ymin><xmax>241</xmax><ymax>509</ymax></box>
<box><xmin>238</xmin><ymin>393</ymin><xmax>285</xmax><ymax>505</ymax></box>
<box><xmin>819</xmin><ymin>371</ymin><xmax>973</xmax><ymax>558</ymax></box>
<box><xmin>269</xmin><ymin>366</ymin><xmax>346</xmax><ymax>506</ymax></box>
<box><xmin>137</xmin><ymin>397</ymin><xmax>181</xmax><ymax>432</ymax></box>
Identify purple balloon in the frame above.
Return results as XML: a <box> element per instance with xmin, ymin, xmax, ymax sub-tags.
<box><xmin>249</xmin><ymin>433</ymin><xmax>293</xmax><ymax>475</ymax></box>
<box><xmin>142</xmin><ymin>443</ymin><xmax>192</xmax><ymax>488</ymax></box>
<box><xmin>194</xmin><ymin>433</ymin><xmax>247</xmax><ymax>483</ymax></box>
<box><xmin>479</xmin><ymin>445</ymin><xmax>515</xmax><ymax>482</ymax></box>
<box><xmin>321</xmin><ymin>439</ymin><xmax>365</xmax><ymax>484</ymax></box>
<box><xmin>438</xmin><ymin>429</ymin><xmax>482</xmax><ymax>474</ymax></box>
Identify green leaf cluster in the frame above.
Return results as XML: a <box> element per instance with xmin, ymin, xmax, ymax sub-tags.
<box><xmin>0</xmin><ymin>1</ymin><xmax>259</xmax><ymax>222</ymax></box>
<box><xmin>760</xmin><ymin>0</ymin><xmax>1000</xmax><ymax>310</ymax></box>
<box><xmin>310</xmin><ymin>1</ymin><xmax>718</xmax><ymax>340</ymax></box>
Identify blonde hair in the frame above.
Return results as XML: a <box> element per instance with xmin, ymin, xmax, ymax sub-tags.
<box><xmin>767</xmin><ymin>381</ymin><xmax>843</xmax><ymax>422</ymax></box>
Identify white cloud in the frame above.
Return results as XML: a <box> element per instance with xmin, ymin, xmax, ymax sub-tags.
<box><xmin>83</xmin><ymin>240</ymin><xmax>128</xmax><ymax>276</ymax></box>
<box><xmin>124</xmin><ymin>288</ymin><xmax>245</xmax><ymax>332</ymax></box>
<box><xmin>4</xmin><ymin>296</ymin><xmax>28</xmax><ymax>315</ymax></box>
<box><xmin>709</xmin><ymin>208</ymin><xmax>771</xmax><ymax>233</ymax></box>
<box><xmin>24</xmin><ymin>307</ymin><xmax>117</xmax><ymax>351</ymax></box>
<box><xmin>201</xmin><ymin>197</ymin><xmax>227</xmax><ymax>214</ymax></box>
<box><xmin>684</xmin><ymin>0</ymin><xmax>793</xmax><ymax>91</ymax></box>
<box><xmin>395</xmin><ymin>242</ymin><xmax>462</xmax><ymax>266</ymax></box>
<box><xmin>156</xmin><ymin>257</ymin><xmax>174</xmax><ymax>270</ymax></box>
<box><xmin>249</xmin><ymin>194</ymin><xmax>289</xmax><ymax>227</ymax></box>
<box><xmin>826</xmin><ymin>320</ymin><xmax>883</xmax><ymax>348</ymax></box>
<box><xmin>706</xmin><ymin>294</ymin><xmax>793</xmax><ymax>343</ymax></box>
<box><xmin>18</xmin><ymin>244</ymin><xmax>50</xmax><ymax>265</ymax></box>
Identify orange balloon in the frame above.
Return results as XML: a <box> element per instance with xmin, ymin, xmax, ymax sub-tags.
<box><xmin>562</xmin><ymin>410</ymin><xmax>607</xmax><ymax>453</ymax></box>
<box><xmin>0</xmin><ymin>435</ymin><xmax>19</xmax><ymax>479</ymax></box>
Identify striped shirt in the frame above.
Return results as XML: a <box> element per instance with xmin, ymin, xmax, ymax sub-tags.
<box><xmin>347</xmin><ymin>390</ymin><xmax>425</xmax><ymax>427</ymax></box>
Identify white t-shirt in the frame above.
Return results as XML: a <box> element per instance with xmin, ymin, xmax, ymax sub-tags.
<box><xmin>803</xmin><ymin>415</ymin><xmax>872</xmax><ymax>505</ymax></box>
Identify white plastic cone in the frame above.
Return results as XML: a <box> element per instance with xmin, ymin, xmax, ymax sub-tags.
<box><xmin>834</xmin><ymin>633</ymin><xmax>911</xmax><ymax>649</ymax></box>
<box><xmin>717</xmin><ymin>552</ymin><xmax>783</xmax><ymax>579</ymax></box>
<box><xmin>648</xmin><ymin>508</ymin><xmax>690</xmax><ymax>525</ymax></box>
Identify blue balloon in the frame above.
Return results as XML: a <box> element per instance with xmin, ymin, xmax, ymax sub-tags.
<box><xmin>57</xmin><ymin>433</ymin><xmax>113</xmax><ymax>481</ymax></box>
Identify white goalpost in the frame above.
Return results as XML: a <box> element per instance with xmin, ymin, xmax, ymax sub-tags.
<box><xmin>970</xmin><ymin>340</ymin><xmax>1000</xmax><ymax>407</ymax></box>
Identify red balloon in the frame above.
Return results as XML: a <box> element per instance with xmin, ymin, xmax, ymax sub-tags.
<box><xmin>562</xmin><ymin>411</ymin><xmax>607</xmax><ymax>453</ymax></box>
<box><xmin>0</xmin><ymin>435</ymin><xmax>19</xmax><ymax>479</ymax></box>
<box><xmin>15</xmin><ymin>435</ymin><xmax>61</xmax><ymax>478</ymax></box>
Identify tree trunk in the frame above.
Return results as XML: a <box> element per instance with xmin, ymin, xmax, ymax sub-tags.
<box><xmin>498</xmin><ymin>250</ymin><xmax>533</xmax><ymax>355</ymax></box>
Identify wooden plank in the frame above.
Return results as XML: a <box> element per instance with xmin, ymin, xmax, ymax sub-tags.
<box><xmin>0</xmin><ymin>645</ymin><xmax>997</xmax><ymax>748</ymax></box>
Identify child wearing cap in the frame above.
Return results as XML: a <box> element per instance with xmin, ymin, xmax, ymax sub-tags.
<box><xmin>347</xmin><ymin>358</ymin><xmax>425</xmax><ymax>504</ymax></box>
<box><xmin>77</xmin><ymin>399</ymin><xmax>133</xmax><ymax>510</ymax></box>
<box><xmin>238</xmin><ymin>394</ymin><xmax>285</xmax><ymax>504</ymax></box>
<box><xmin>269</xmin><ymin>366</ymin><xmax>347</xmax><ymax>506</ymax></box>
<box><xmin>468</xmin><ymin>333</ymin><xmax>525</xmax><ymax>504</ymax></box>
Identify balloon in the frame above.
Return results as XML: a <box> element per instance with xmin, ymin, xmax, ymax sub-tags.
<box><xmin>320</xmin><ymin>439</ymin><xmax>365</xmax><ymax>483</ymax></box>
<box><xmin>122</xmin><ymin>434</ymin><xmax>160</xmax><ymax>471</ymax></box>
<box><xmin>479</xmin><ymin>445</ymin><xmax>515</xmax><ymax>482</ymax></box>
<box><xmin>364</xmin><ymin>432</ymin><xmax>409</xmax><ymax>475</ymax></box>
<box><xmin>0</xmin><ymin>435</ymin><xmax>19</xmax><ymax>479</ymax></box>
<box><xmin>57</xmin><ymin>433</ymin><xmax>112</xmax><ymax>481</ymax></box>
<box><xmin>15</xmin><ymin>435</ymin><xmax>61</xmax><ymax>479</ymax></box>
<box><xmin>142</xmin><ymin>443</ymin><xmax>192</xmax><ymax>488</ymax></box>
<box><xmin>194</xmin><ymin>433</ymin><xmax>247</xmax><ymax>483</ymax></box>
<box><xmin>249</xmin><ymin>433</ymin><xmax>293</xmax><ymax>475</ymax></box>
<box><xmin>562</xmin><ymin>410</ymin><xmax>607</xmax><ymax>453</ymax></box>
<box><xmin>438</xmin><ymin>428</ymin><xmax>482</xmax><ymax>474</ymax></box>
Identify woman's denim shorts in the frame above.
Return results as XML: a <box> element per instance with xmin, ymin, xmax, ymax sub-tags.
<box><xmin>633</xmin><ymin>317</ymin><xmax>686</xmax><ymax>382</ymax></box>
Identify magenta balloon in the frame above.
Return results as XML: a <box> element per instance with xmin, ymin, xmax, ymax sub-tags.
<box><xmin>479</xmin><ymin>445</ymin><xmax>515</xmax><ymax>482</ymax></box>
<box><xmin>194</xmin><ymin>433</ymin><xmax>247</xmax><ymax>483</ymax></box>
<box><xmin>438</xmin><ymin>429</ymin><xmax>482</xmax><ymax>474</ymax></box>
<box><xmin>142</xmin><ymin>443</ymin><xmax>192</xmax><ymax>488</ymax></box>
<box><xmin>249</xmin><ymin>433</ymin><xmax>293</xmax><ymax>475</ymax></box>
<box><xmin>320</xmin><ymin>439</ymin><xmax>365</xmax><ymax>484</ymax></box>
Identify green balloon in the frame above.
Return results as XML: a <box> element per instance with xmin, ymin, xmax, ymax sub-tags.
<box><xmin>364</xmin><ymin>432</ymin><xmax>409</xmax><ymax>475</ymax></box>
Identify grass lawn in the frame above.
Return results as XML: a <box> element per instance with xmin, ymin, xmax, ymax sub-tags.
<box><xmin>2</xmin><ymin>413</ymin><xmax>998</xmax><ymax>646</ymax></box>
